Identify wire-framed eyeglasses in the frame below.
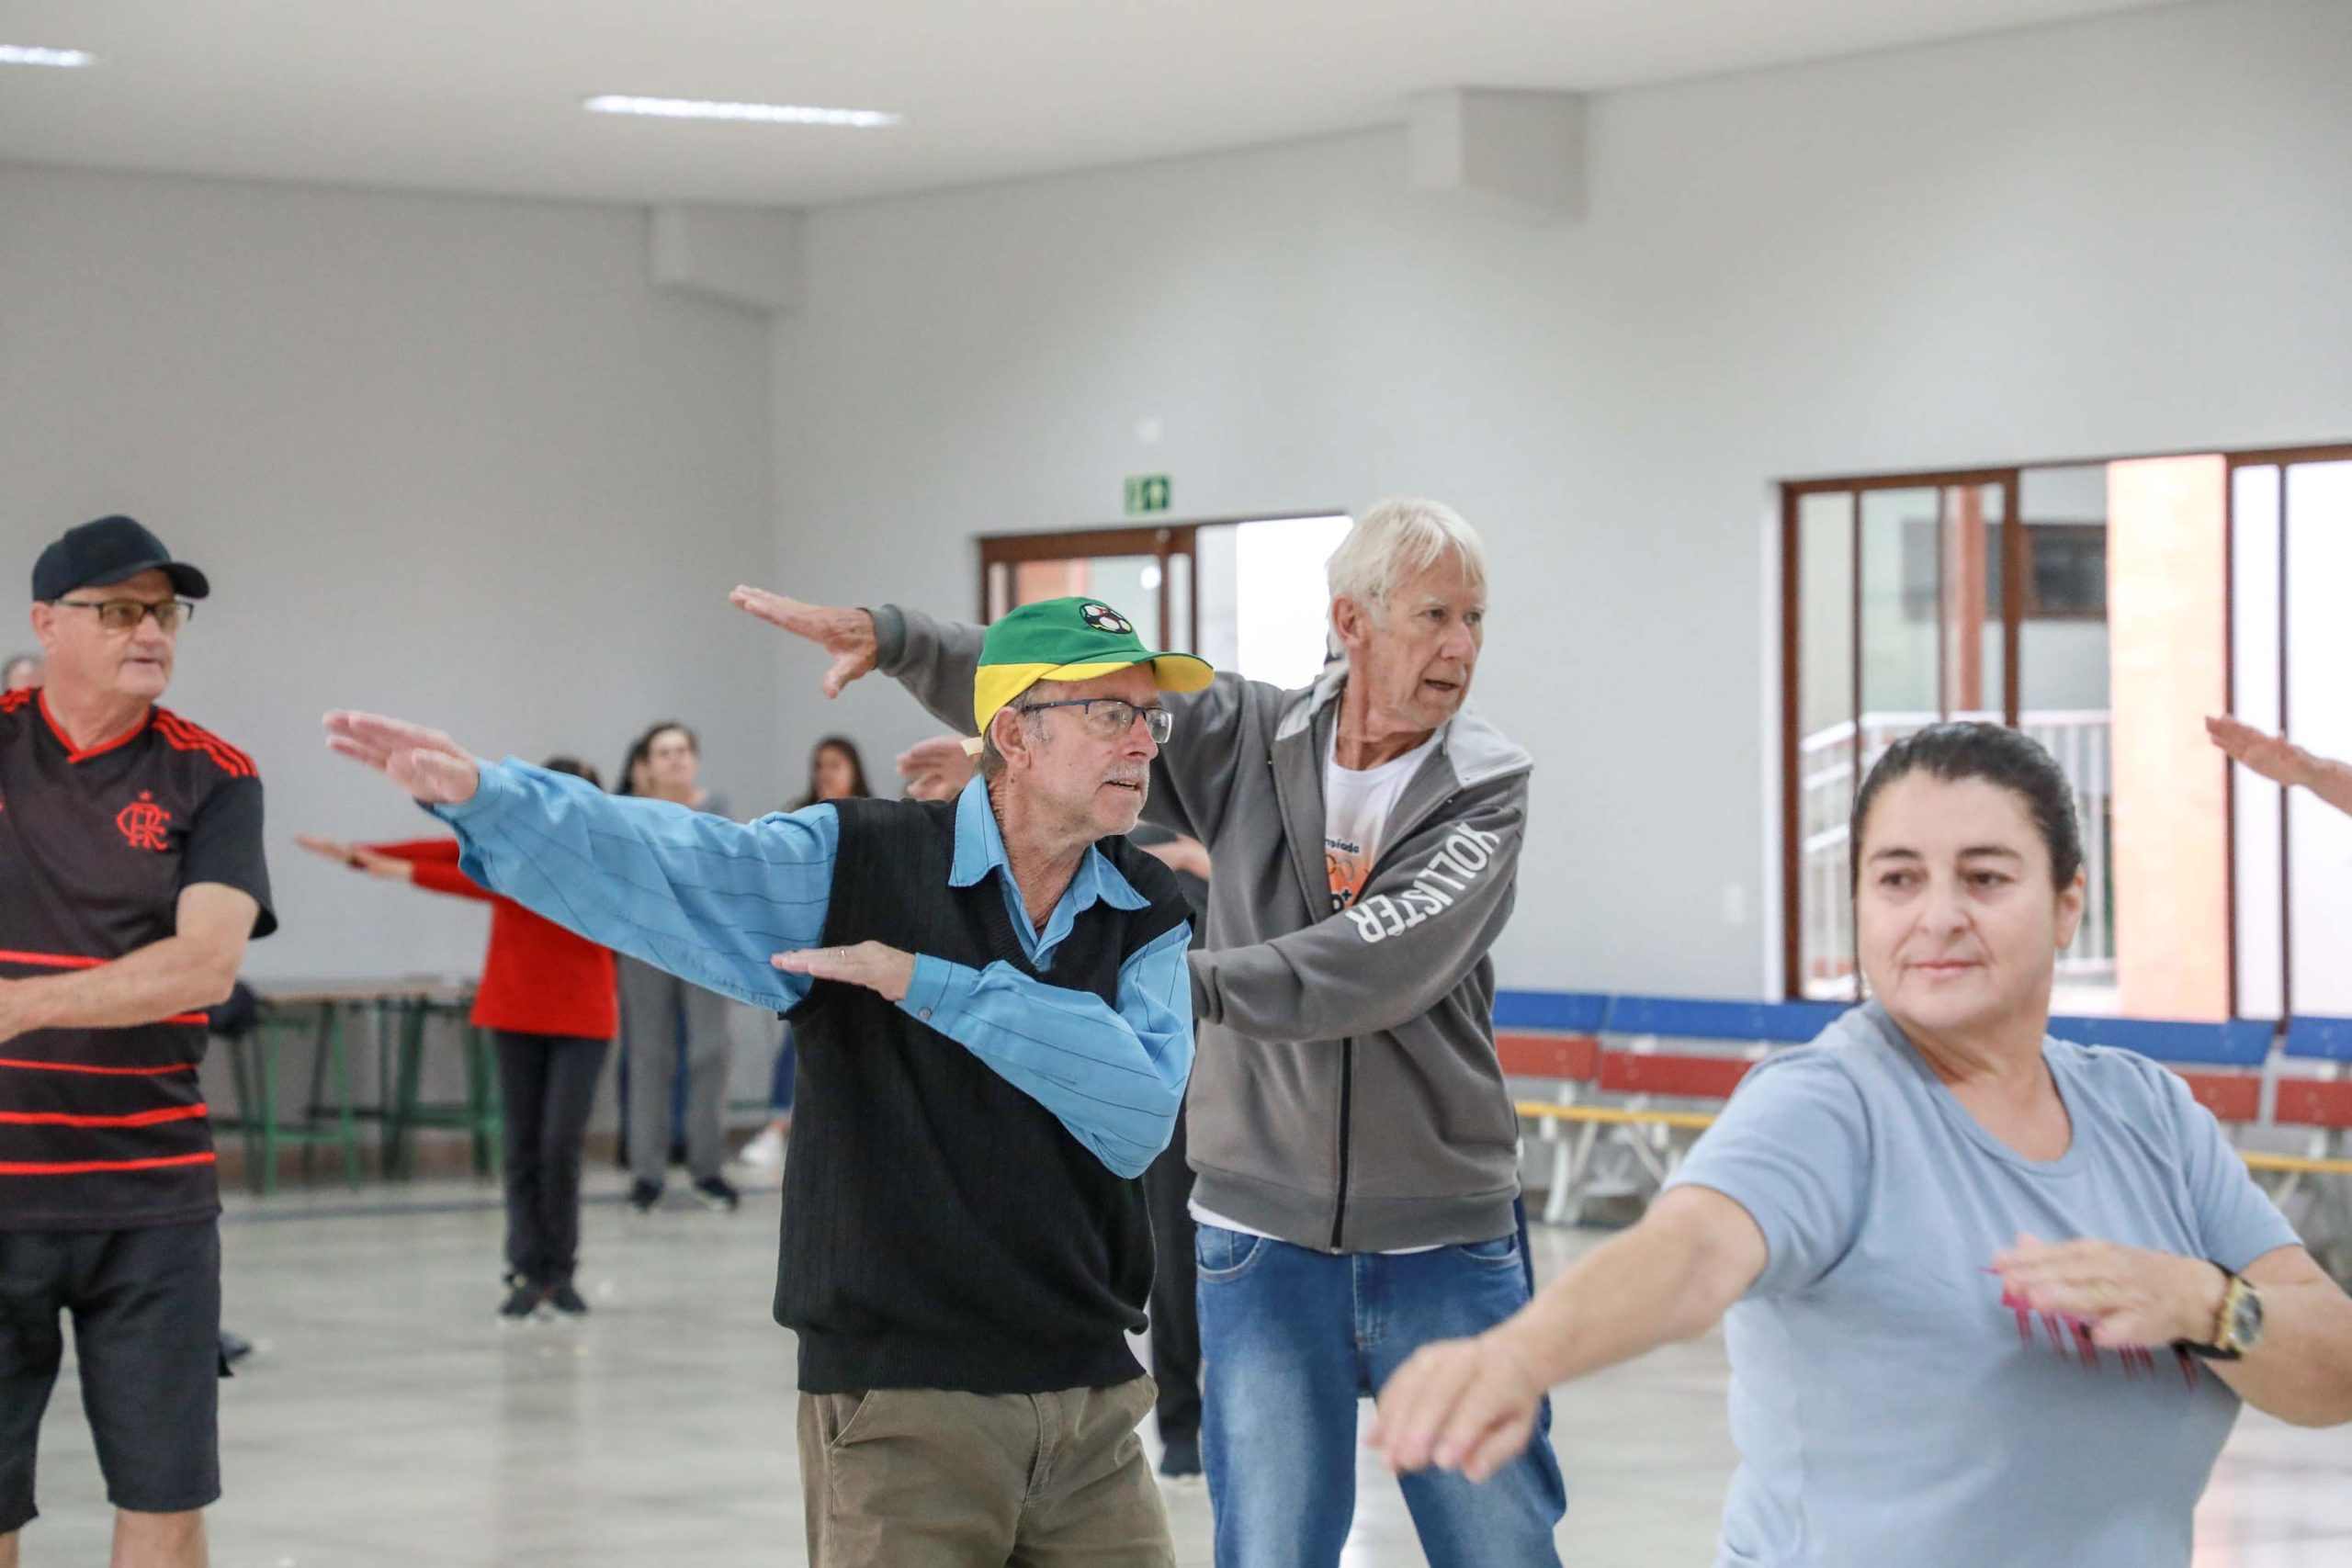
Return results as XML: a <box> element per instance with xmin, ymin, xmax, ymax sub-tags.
<box><xmin>1014</xmin><ymin>697</ymin><xmax>1174</xmax><ymax>745</ymax></box>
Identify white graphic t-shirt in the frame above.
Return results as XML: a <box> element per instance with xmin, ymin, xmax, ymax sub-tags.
<box><xmin>1321</xmin><ymin>728</ymin><xmax>1442</xmax><ymax>915</ymax></box>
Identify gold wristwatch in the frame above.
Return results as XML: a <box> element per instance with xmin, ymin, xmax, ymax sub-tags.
<box><xmin>2183</xmin><ymin>1269</ymin><xmax>2264</xmax><ymax>1361</ymax></box>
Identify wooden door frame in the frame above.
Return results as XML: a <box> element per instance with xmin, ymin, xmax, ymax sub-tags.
<box><xmin>975</xmin><ymin>509</ymin><xmax>1354</xmax><ymax>651</ymax></box>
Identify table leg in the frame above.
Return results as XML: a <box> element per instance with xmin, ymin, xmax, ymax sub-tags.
<box><xmin>331</xmin><ymin>1006</ymin><xmax>360</xmax><ymax>1188</ymax></box>
<box><xmin>258</xmin><ymin>1016</ymin><xmax>283</xmax><ymax>1198</ymax></box>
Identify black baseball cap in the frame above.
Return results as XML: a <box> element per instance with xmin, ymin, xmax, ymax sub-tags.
<box><xmin>31</xmin><ymin>516</ymin><xmax>210</xmax><ymax>603</ymax></box>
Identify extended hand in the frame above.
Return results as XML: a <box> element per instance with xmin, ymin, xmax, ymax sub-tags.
<box><xmin>293</xmin><ymin>832</ymin><xmax>356</xmax><ymax>865</ymax></box>
<box><xmin>321</xmin><ymin>712</ymin><xmax>481</xmax><ymax>807</ymax></box>
<box><xmin>1992</xmin><ymin>1233</ymin><xmax>2227</xmax><ymax>1348</ymax></box>
<box><xmin>898</xmin><ymin>734</ymin><xmax>978</xmax><ymax>801</ymax></box>
<box><xmin>772</xmin><ymin>941</ymin><xmax>917</xmax><ymax>1003</ymax></box>
<box><xmin>2207</xmin><ymin>715</ymin><xmax>2319</xmax><ymax>790</ymax></box>
<box><xmin>1141</xmin><ymin>835</ymin><xmax>1212</xmax><ymax>880</ymax></box>
<box><xmin>729</xmin><ymin>586</ymin><xmax>877</xmax><ymax>699</ymax></box>
<box><xmin>1368</xmin><ymin>1330</ymin><xmax>1548</xmax><ymax>1482</ymax></box>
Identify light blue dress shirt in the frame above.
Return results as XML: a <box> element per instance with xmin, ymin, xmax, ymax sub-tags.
<box><xmin>432</xmin><ymin>764</ymin><xmax>1193</xmax><ymax>1178</ymax></box>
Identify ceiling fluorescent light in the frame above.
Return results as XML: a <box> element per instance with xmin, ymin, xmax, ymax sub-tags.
<box><xmin>584</xmin><ymin>95</ymin><xmax>899</xmax><ymax>129</ymax></box>
<box><xmin>0</xmin><ymin>44</ymin><xmax>96</xmax><ymax>68</ymax></box>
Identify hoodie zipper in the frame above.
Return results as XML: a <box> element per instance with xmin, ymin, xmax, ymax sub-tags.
<box><xmin>1330</xmin><ymin>1039</ymin><xmax>1355</xmax><ymax>1250</ymax></box>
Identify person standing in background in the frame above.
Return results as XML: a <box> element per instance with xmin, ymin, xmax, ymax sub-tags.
<box><xmin>2</xmin><ymin>516</ymin><xmax>274</xmax><ymax>1568</ymax></box>
<box><xmin>295</xmin><ymin>755</ymin><xmax>617</xmax><ymax>1321</ymax></box>
<box><xmin>740</xmin><ymin>737</ymin><xmax>873</xmax><ymax>1172</ymax></box>
<box><xmin>1127</xmin><ymin>824</ymin><xmax>1211</xmax><ymax>1481</ymax></box>
<box><xmin>615</xmin><ymin>722</ymin><xmax>740</xmax><ymax>1213</ymax></box>
<box><xmin>1</xmin><ymin>654</ymin><xmax>41</xmax><ymax>692</ymax></box>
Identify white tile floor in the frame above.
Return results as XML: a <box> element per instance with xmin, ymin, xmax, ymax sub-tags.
<box><xmin>18</xmin><ymin>1175</ymin><xmax>2352</xmax><ymax>1566</ymax></box>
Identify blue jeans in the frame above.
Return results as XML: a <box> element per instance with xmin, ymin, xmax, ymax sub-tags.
<box><xmin>1196</xmin><ymin>1212</ymin><xmax>1566</xmax><ymax>1568</ymax></box>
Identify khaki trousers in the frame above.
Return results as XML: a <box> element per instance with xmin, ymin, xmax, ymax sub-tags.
<box><xmin>797</xmin><ymin>1375</ymin><xmax>1173</xmax><ymax>1568</ymax></box>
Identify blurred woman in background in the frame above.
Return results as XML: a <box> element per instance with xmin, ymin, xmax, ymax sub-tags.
<box><xmin>614</xmin><ymin>722</ymin><xmax>741</xmax><ymax>1213</ymax></box>
<box><xmin>738</xmin><ymin>736</ymin><xmax>871</xmax><ymax>1171</ymax></box>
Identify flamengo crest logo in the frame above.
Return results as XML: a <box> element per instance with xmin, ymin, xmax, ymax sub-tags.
<box><xmin>117</xmin><ymin>791</ymin><xmax>172</xmax><ymax>852</ymax></box>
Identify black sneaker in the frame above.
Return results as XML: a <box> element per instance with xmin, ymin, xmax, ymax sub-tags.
<box><xmin>545</xmin><ymin>1282</ymin><xmax>589</xmax><ymax>1317</ymax></box>
<box><xmin>692</xmin><ymin>1175</ymin><xmax>741</xmax><ymax>1213</ymax></box>
<box><xmin>498</xmin><ymin>1280</ymin><xmax>546</xmax><ymax>1321</ymax></box>
<box><xmin>1158</xmin><ymin>1432</ymin><xmax>1202</xmax><ymax>1480</ymax></box>
<box><xmin>627</xmin><ymin>1179</ymin><xmax>664</xmax><ymax>1213</ymax></box>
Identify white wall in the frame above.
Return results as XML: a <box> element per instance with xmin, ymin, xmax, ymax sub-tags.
<box><xmin>771</xmin><ymin>0</ymin><xmax>2352</xmax><ymax>998</ymax></box>
<box><xmin>1</xmin><ymin>165</ymin><xmax>776</xmax><ymax>982</ymax></box>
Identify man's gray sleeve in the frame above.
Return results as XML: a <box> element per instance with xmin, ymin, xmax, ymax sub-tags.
<box><xmin>872</xmin><ymin>604</ymin><xmax>986</xmax><ymax>733</ymax></box>
<box><xmin>1187</xmin><ymin>775</ymin><xmax>1525</xmax><ymax>1044</ymax></box>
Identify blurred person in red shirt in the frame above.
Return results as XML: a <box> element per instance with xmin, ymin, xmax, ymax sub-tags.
<box><xmin>297</xmin><ymin>756</ymin><xmax>616</xmax><ymax>1321</ymax></box>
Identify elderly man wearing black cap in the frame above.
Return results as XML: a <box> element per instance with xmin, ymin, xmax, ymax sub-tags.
<box><xmin>0</xmin><ymin>517</ymin><xmax>276</xmax><ymax>1568</ymax></box>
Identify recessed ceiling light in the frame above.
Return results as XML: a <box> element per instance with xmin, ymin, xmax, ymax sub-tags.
<box><xmin>0</xmin><ymin>44</ymin><xmax>96</xmax><ymax>68</ymax></box>
<box><xmin>583</xmin><ymin>95</ymin><xmax>900</xmax><ymax>129</ymax></box>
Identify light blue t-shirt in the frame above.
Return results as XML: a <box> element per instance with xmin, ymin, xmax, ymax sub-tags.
<box><xmin>1664</xmin><ymin>1002</ymin><xmax>2300</xmax><ymax>1568</ymax></box>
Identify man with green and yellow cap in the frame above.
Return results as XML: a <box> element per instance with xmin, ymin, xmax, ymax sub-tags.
<box><xmin>317</xmin><ymin>593</ymin><xmax>1211</xmax><ymax>1566</ymax></box>
<box><xmin>737</xmin><ymin>501</ymin><xmax>1566</xmax><ymax>1567</ymax></box>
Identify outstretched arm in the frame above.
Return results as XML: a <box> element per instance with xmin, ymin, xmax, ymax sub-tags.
<box><xmin>1188</xmin><ymin>780</ymin><xmax>1522</xmax><ymax>1043</ymax></box>
<box><xmin>729</xmin><ymin>587</ymin><xmax>885</xmax><ymax>700</ymax></box>
<box><xmin>322</xmin><ymin>710</ymin><xmax>838</xmax><ymax>1010</ymax></box>
<box><xmin>891</xmin><ymin>921</ymin><xmax>1194</xmax><ymax>1178</ymax></box>
<box><xmin>2209</xmin><ymin>715</ymin><xmax>2352</xmax><ymax>818</ymax></box>
<box><xmin>1371</xmin><ymin>1187</ymin><xmax>1765</xmax><ymax>1480</ymax></box>
<box><xmin>296</xmin><ymin>833</ymin><xmax>492</xmax><ymax>901</ymax></box>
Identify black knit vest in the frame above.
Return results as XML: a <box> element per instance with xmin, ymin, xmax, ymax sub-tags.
<box><xmin>777</xmin><ymin>795</ymin><xmax>1190</xmax><ymax>1394</ymax></box>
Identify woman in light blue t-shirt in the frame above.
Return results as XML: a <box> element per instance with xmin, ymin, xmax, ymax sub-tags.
<box><xmin>1372</xmin><ymin>722</ymin><xmax>2352</xmax><ymax>1568</ymax></box>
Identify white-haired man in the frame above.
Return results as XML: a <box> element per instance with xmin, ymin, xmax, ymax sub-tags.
<box><xmin>735</xmin><ymin>498</ymin><xmax>1566</xmax><ymax>1566</ymax></box>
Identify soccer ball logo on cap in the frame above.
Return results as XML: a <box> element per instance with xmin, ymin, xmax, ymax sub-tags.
<box><xmin>1080</xmin><ymin>603</ymin><xmax>1133</xmax><ymax>635</ymax></box>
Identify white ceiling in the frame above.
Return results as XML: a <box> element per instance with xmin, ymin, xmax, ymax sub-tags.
<box><xmin>0</xmin><ymin>0</ymin><xmax>2184</xmax><ymax>209</ymax></box>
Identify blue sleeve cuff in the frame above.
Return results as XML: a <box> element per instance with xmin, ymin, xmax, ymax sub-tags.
<box><xmin>899</xmin><ymin>953</ymin><xmax>967</xmax><ymax>1029</ymax></box>
<box><xmin>426</xmin><ymin>755</ymin><xmax>523</xmax><ymax>826</ymax></box>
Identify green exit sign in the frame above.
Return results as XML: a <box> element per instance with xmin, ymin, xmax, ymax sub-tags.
<box><xmin>1125</xmin><ymin>475</ymin><xmax>1171</xmax><ymax>515</ymax></box>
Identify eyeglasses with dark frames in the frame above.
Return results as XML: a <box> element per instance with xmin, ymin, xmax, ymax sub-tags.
<box><xmin>50</xmin><ymin>598</ymin><xmax>198</xmax><ymax>633</ymax></box>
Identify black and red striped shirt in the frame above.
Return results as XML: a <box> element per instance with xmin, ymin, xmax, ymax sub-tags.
<box><xmin>0</xmin><ymin>688</ymin><xmax>275</xmax><ymax>1230</ymax></box>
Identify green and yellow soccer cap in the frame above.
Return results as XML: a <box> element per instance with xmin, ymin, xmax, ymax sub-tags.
<box><xmin>967</xmin><ymin>596</ymin><xmax>1215</xmax><ymax>753</ymax></box>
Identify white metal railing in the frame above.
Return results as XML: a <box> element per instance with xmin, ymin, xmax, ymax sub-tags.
<box><xmin>1798</xmin><ymin>711</ymin><xmax>2113</xmax><ymax>999</ymax></box>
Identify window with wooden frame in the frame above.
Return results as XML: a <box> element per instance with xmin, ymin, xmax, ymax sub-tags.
<box><xmin>1781</xmin><ymin>444</ymin><xmax>2352</xmax><ymax>1023</ymax></box>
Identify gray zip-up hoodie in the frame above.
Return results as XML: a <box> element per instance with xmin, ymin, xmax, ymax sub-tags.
<box><xmin>873</xmin><ymin>605</ymin><xmax>1533</xmax><ymax>1253</ymax></box>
